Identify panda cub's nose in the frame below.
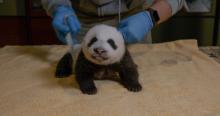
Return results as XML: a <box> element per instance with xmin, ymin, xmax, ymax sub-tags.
<box><xmin>94</xmin><ymin>48</ymin><xmax>106</xmax><ymax>54</ymax></box>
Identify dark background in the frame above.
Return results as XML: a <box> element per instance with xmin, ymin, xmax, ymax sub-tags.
<box><xmin>0</xmin><ymin>0</ymin><xmax>219</xmax><ymax>46</ymax></box>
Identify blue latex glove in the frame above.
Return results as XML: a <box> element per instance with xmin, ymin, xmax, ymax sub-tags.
<box><xmin>52</xmin><ymin>6</ymin><xmax>81</xmax><ymax>44</ymax></box>
<box><xmin>118</xmin><ymin>11</ymin><xmax>154</xmax><ymax>44</ymax></box>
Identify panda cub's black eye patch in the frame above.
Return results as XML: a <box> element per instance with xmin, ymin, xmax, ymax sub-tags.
<box><xmin>107</xmin><ymin>39</ymin><xmax>117</xmax><ymax>50</ymax></box>
<box><xmin>88</xmin><ymin>37</ymin><xmax>97</xmax><ymax>47</ymax></box>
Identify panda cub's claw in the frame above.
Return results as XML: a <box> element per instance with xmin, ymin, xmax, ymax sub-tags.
<box><xmin>125</xmin><ymin>83</ymin><xmax>142</xmax><ymax>92</ymax></box>
<box><xmin>81</xmin><ymin>85</ymin><xmax>97</xmax><ymax>95</ymax></box>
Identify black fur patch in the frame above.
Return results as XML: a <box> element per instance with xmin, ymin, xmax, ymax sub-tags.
<box><xmin>55</xmin><ymin>52</ymin><xmax>73</xmax><ymax>78</ymax></box>
<box><xmin>107</xmin><ymin>39</ymin><xmax>117</xmax><ymax>50</ymax></box>
<box><xmin>75</xmin><ymin>48</ymin><xmax>142</xmax><ymax>95</ymax></box>
<box><xmin>87</xmin><ymin>37</ymin><xmax>97</xmax><ymax>47</ymax></box>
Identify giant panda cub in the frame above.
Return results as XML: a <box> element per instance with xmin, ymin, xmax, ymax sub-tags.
<box><xmin>56</xmin><ymin>24</ymin><xmax>142</xmax><ymax>95</ymax></box>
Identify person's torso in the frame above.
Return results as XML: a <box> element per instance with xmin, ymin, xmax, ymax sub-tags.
<box><xmin>72</xmin><ymin>0</ymin><xmax>147</xmax><ymax>16</ymax></box>
<box><xmin>71</xmin><ymin>0</ymin><xmax>152</xmax><ymax>24</ymax></box>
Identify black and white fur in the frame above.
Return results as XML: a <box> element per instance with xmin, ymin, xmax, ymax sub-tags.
<box><xmin>56</xmin><ymin>25</ymin><xmax>142</xmax><ymax>95</ymax></box>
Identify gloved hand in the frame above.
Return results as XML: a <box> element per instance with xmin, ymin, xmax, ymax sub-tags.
<box><xmin>52</xmin><ymin>6</ymin><xmax>81</xmax><ymax>44</ymax></box>
<box><xmin>118</xmin><ymin>11</ymin><xmax>154</xmax><ymax>44</ymax></box>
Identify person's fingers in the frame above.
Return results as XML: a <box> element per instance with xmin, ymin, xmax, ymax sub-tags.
<box><xmin>52</xmin><ymin>18</ymin><xmax>70</xmax><ymax>33</ymax></box>
<box><xmin>74</xmin><ymin>18</ymin><xmax>81</xmax><ymax>32</ymax></box>
<box><xmin>117</xmin><ymin>21</ymin><xmax>127</xmax><ymax>29</ymax></box>
<box><xmin>119</xmin><ymin>27</ymin><xmax>139</xmax><ymax>44</ymax></box>
<box><xmin>70</xmin><ymin>32</ymin><xmax>79</xmax><ymax>45</ymax></box>
<box><xmin>118</xmin><ymin>27</ymin><xmax>130</xmax><ymax>43</ymax></box>
<box><xmin>66</xmin><ymin>16</ymin><xmax>81</xmax><ymax>45</ymax></box>
<box><xmin>67</xmin><ymin>16</ymin><xmax>81</xmax><ymax>36</ymax></box>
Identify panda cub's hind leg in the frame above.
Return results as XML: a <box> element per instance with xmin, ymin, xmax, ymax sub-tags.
<box><xmin>76</xmin><ymin>74</ymin><xmax>97</xmax><ymax>95</ymax></box>
<box><xmin>75</xmin><ymin>52</ymin><xmax>97</xmax><ymax>95</ymax></box>
<box><xmin>55</xmin><ymin>52</ymin><xmax>73</xmax><ymax>78</ymax></box>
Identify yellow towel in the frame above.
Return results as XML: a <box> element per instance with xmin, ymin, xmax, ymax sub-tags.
<box><xmin>0</xmin><ymin>40</ymin><xmax>220</xmax><ymax>116</ymax></box>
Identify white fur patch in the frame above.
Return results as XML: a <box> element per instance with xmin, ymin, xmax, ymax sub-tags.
<box><xmin>82</xmin><ymin>25</ymin><xmax>125</xmax><ymax>65</ymax></box>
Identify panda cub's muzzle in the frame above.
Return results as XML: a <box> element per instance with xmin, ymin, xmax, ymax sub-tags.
<box><xmin>92</xmin><ymin>47</ymin><xmax>108</xmax><ymax>61</ymax></box>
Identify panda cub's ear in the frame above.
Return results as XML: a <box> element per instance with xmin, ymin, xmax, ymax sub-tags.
<box><xmin>107</xmin><ymin>38</ymin><xmax>117</xmax><ymax>50</ymax></box>
<box><xmin>87</xmin><ymin>37</ymin><xmax>98</xmax><ymax>47</ymax></box>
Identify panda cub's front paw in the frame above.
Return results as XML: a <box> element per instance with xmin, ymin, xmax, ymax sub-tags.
<box><xmin>125</xmin><ymin>83</ymin><xmax>142</xmax><ymax>92</ymax></box>
<box><xmin>80</xmin><ymin>85</ymin><xmax>97</xmax><ymax>95</ymax></box>
<box><xmin>55</xmin><ymin>53</ymin><xmax>73</xmax><ymax>78</ymax></box>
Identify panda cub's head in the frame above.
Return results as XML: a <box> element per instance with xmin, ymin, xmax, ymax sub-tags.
<box><xmin>82</xmin><ymin>25</ymin><xmax>125</xmax><ymax>65</ymax></box>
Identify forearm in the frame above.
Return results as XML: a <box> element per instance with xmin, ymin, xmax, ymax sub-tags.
<box><xmin>150</xmin><ymin>0</ymin><xmax>184</xmax><ymax>24</ymax></box>
<box><xmin>41</xmin><ymin>0</ymin><xmax>72</xmax><ymax>16</ymax></box>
